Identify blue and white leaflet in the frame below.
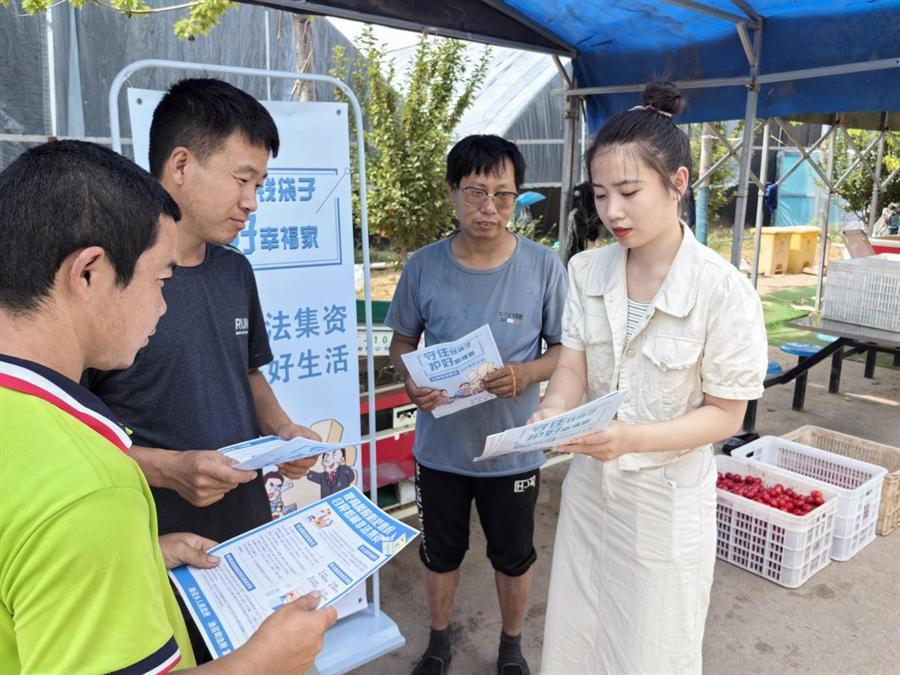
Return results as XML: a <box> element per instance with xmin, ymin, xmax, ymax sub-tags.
<box><xmin>219</xmin><ymin>435</ymin><xmax>362</xmax><ymax>472</ymax></box>
<box><xmin>475</xmin><ymin>391</ymin><xmax>625</xmax><ymax>462</ymax></box>
<box><xmin>401</xmin><ymin>325</ymin><xmax>504</xmax><ymax>419</ymax></box>
<box><xmin>169</xmin><ymin>486</ymin><xmax>419</xmax><ymax>660</ymax></box>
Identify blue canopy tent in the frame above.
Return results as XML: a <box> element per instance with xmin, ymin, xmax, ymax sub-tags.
<box><xmin>247</xmin><ymin>0</ymin><xmax>899</xmax><ymax>283</ymax></box>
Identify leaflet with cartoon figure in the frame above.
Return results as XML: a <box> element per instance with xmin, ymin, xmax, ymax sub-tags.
<box><xmin>218</xmin><ymin>435</ymin><xmax>361</xmax><ymax>472</ymax></box>
<box><xmin>401</xmin><ymin>324</ymin><xmax>504</xmax><ymax>419</ymax></box>
<box><xmin>169</xmin><ymin>486</ymin><xmax>419</xmax><ymax>660</ymax></box>
<box><xmin>475</xmin><ymin>390</ymin><xmax>625</xmax><ymax>462</ymax></box>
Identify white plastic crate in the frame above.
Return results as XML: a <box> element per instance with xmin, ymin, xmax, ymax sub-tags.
<box><xmin>715</xmin><ymin>456</ymin><xmax>839</xmax><ymax>588</ymax></box>
<box><xmin>822</xmin><ymin>255</ymin><xmax>900</xmax><ymax>331</ymax></box>
<box><xmin>733</xmin><ymin>436</ymin><xmax>887</xmax><ymax>561</ymax></box>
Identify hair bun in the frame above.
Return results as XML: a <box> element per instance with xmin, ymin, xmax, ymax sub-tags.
<box><xmin>642</xmin><ymin>80</ymin><xmax>685</xmax><ymax>117</ymax></box>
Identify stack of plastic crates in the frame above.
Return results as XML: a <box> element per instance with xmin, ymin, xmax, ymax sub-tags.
<box><xmin>715</xmin><ymin>455</ymin><xmax>839</xmax><ymax>588</ymax></box>
<box><xmin>734</xmin><ymin>436</ymin><xmax>887</xmax><ymax>560</ymax></box>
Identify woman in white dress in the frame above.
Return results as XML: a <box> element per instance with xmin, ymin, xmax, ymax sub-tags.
<box><xmin>536</xmin><ymin>81</ymin><xmax>768</xmax><ymax>674</ymax></box>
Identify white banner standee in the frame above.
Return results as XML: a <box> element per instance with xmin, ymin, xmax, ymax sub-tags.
<box><xmin>110</xmin><ymin>60</ymin><xmax>400</xmax><ymax>675</ymax></box>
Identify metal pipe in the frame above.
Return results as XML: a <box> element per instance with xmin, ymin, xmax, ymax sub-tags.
<box><xmin>773</xmin><ymin>118</ymin><xmax>834</xmax><ymax>189</ymax></box>
<box><xmin>707</xmin><ymin>122</ymin><xmax>763</xmax><ymax>188</ymax></box>
<box><xmin>770</xmin><ymin>122</ymin><xmax>836</xmax><ymax>188</ymax></box>
<box><xmin>692</xmin><ymin>137</ymin><xmax>743</xmax><ymax>188</ymax></box>
<box><xmin>869</xmin><ymin>131</ymin><xmax>886</xmax><ymax>228</ymax></box>
<box><xmin>832</xmin><ymin>128</ymin><xmax>883</xmax><ymax>189</ymax></box>
<box><xmin>66</xmin><ymin>3</ymin><xmax>85</xmax><ymax>137</ymax></box>
<box><xmin>661</xmin><ymin>0</ymin><xmax>755</xmax><ymax>26</ymax></box>
<box><xmin>815</xmin><ymin>126</ymin><xmax>837</xmax><ymax>311</ymax></box>
<box><xmin>750</xmin><ymin>120</ymin><xmax>770</xmax><ymax>288</ymax></box>
<box><xmin>264</xmin><ymin>11</ymin><xmax>272</xmax><ymax>100</ymax></box>
<box><xmin>730</xmin><ymin>24</ymin><xmax>763</xmax><ymax>268</ymax></box>
<box><xmin>45</xmin><ymin>6</ymin><xmax>58</xmax><ymax>137</ymax></box>
<box><xmin>557</xmin><ymin>56</ymin><xmax>900</xmax><ymax>97</ymax></box>
<box><xmin>730</xmin><ymin>0</ymin><xmax>762</xmax><ymax>22</ymax></box>
<box><xmin>558</xmin><ymin>92</ymin><xmax>578</xmax><ymax>263</ymax></box>
<box><xmin>109</xmin><ymin>58</ymin><xmax>381</xmax><ymax>616</ymax></box>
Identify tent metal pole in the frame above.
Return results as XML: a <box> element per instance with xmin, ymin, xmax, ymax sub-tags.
<box><xmin>730</xmin><ymin>0</ymin><xmax>762</xmax><ymax>23</ymax></box>
<box><xmin>707</xmin><ymin>122</ymin><xmax>763</xmax><ymax>187</ymax></box>
<box><xmin>558</xmin><ymin>89</ymin><xmax>578</xmax><ymax>263</ymax></box>
<box><xmin>868</xmin><ymin>131</ymin><xmax>886</xmax><ymax>228</ymax></box>
<box><xmin>833</xmin><ymin>129</ymin><xmax>884</xmax><ymax>189</ymax></box>
<box><xmin>750</xmin><ymin>119</ymin><xmax>770</xmax><ymax>288</ymax></box>
<box><xmin>692</xmin><ymin>136</ymin><xmax>743</xmax><ymax>188</ymax></box>
<box><xmin>661</xmin><ymin>0</ymin><xmax>753</xmax><ymax>26</ymax></box>
<box><xmin>731</xmin><ymin>109</ymin><xmax>758</xmax><ymax>268</ymax></box>
<box><xmin>815</xmin><ymin>126</ymin><xmax>837</xmax><ymax>311</ymax></box>
<box><xmin>770</xmin><ymin>122</ymin><xmax>836</xmax><ymax>188</ymax></box>
<box><xmin>730</xmin><ymin>22</ymin><xmax>762</xmax><ymax>268</ymax></box>
<box><xmin>557</xmin><ymin>56</ymin><xmax>900</xmax><ymax>97</ymax></box>
<box><xmin>773</xmin><ymin>118</ymin><xmax>835</xmax><ymax>189</ymax></box>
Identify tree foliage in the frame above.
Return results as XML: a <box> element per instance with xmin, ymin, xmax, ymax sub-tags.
<box><xmin>331</xmin><ymin>27</ymin><xmax>489</xmax><ymax>257</ymax></box>
<box><xmin>5</xmin><ymin>0</ymin><xmax>233</xmax><ymax>40</ymax></box>
<box><xmin>832</xmin><ymin>129</ymin><xmax>900</xmax><ymax>222</ymax></box>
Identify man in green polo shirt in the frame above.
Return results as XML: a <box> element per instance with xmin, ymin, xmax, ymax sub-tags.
<box><xmin>0</xmin><ymin>140</ymin><xmax>336</xmax><ymax>674</ymax></box>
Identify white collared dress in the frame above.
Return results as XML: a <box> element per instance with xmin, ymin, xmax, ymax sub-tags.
<box><xmin>541</xmin><ymin>227</ymin><xmax>767</xmax><ymax>674</ymax></box>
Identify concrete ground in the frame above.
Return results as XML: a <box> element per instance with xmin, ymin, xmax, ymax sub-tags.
<box><xmin>353</xmin><ymin>347</ymin><xmax>900</xmax><ymax>674</ymax></box>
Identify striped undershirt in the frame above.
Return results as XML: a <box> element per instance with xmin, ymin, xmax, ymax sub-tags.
<box><xmin>626</xmin><ymin>298</ymin><xmax>653</xmax><ymax>343</ymax></box>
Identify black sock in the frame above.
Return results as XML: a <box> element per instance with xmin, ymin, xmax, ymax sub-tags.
<box><xmin>498</xmin><ymin>632</ymin><xmax>529</xmax><ymax>675</ymax></box>
<box><xmin>427</xmin><ymin>626</ymin><xmax>452</xmax><ymax>656</ymax></box>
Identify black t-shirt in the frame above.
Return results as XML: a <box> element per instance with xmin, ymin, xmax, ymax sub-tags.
<box><xmin>85</xmin><ymin>245</ymin><xmax>274</xmax><ymax>542</ymax></box>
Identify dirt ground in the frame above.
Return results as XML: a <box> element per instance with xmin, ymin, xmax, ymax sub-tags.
<box><xmin>352</xmin><ymin>349</ymin><xmax>900</xmax><ymax>675</ymax></box>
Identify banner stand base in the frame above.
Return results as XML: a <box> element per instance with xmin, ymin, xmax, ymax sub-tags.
<box><xmin>312</xmin><ymin>606</ymin><xmax>405</xmax><ymax>674</ymax></box>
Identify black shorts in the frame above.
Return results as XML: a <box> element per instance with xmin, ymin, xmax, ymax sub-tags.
<box><xmin>415</xmin><ymin>462</ymin><xmax>540</xmax><ymax>577</ymax></box>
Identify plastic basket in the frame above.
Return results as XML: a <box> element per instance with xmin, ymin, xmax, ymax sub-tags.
<box><xmin>783</xmin><ymin>426</ymin><xmax>900</xmax><ymax>536</ymax></box>
<box><xmin>733</xmin><ymin>436</ymin><xmax>887</xmax><ymax>560</ymax></box>
<box><xmin>715</xmin><ymin>456</ymin><xmax>839</xmax><ymax>588</ymax></box>
<box><xmin>822</xmin><ymin>255</ymin><xmax>900</xmax><ymax>331</ymax></box>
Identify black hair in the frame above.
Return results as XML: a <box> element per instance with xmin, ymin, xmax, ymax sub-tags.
<box><xmin>148</xmin><ymin>78</ymin><xmax>280</xmax><ymax>178</ymax></box>
<box><xmin>263</xmin><ymin>471</ymin><xmax>285</xmax><ymax>483</ymax></box>
<box><xmin>0</xmin><ymin>140</ymin><xmax>181</xmax><ymax>314</ymax></box>
<box><xmin>584</xmin><ymin>80</ymin><xmax>691</xmax><ymax>196</ymax></box>
<box><xmin>446</xmin><ymin>134</ymin><xmax>526</xmax><ymax>190</ymax></box>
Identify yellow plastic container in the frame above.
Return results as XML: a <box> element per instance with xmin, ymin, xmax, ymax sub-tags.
<box><xmin>782</xmin><ymin>226</ymin><xmax>820</xmax><ymax>273</ymax></box>
<box><xmin>758</xmin><ymin>227</ymin><xmax>791</xmax><ymax>276</ymax></box>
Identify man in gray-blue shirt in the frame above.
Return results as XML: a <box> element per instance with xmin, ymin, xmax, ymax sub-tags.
<box><xmin>386</xmin><ymin>135</ymin><xmax>567</xmax><ymax>675</ymax></box>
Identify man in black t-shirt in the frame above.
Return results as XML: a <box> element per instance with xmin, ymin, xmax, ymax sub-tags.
<box><xmin>86</xmin><ymin>79</ymin><xmax>320</xmax><ymax>663</ymax></box>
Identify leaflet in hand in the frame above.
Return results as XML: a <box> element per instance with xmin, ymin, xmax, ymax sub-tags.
<box><xmin>169</xmin><ymin>486</ymin><xmax>418</xmax><ymax>660</ymax></box>
<box><xmin>475</xmin><ymin>390</ymin><xmax>625</xmax><ymax>462</ymax></box>
<box><xmin>401</xmin><ymin>324</ymin><xmax>504</xmax><ymax>419</ymax></box>
<box><xmin>219</xmin><ymin>435</ymin><xmax>360</xmax><ymax>471</ymax></box>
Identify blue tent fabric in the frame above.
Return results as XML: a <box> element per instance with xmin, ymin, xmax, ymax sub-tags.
<box><xmin>254</xmin><ymin>0</ymin><xmax>899</xmax><ymax>127</ymax></box>
<box><xmin>502</xmin><ymin>0</ymin><xmax>900</xmax><ymax>128</ymax></box>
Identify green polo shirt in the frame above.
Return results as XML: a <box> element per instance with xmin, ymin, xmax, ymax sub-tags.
<box><xmin>0</xmin><ymin>355</ymin><xmax>195</xmax><ymax>674</ymax></box>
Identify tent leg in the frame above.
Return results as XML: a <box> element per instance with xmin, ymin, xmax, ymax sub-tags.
<box><xmin>815</xmin><ymin>125</ymin><xmax>837</xmax><ymax>311</ymax></box>
<box><xmin>558</xmin><ymin>93</ymin><xmax>578</xmax><ymax>264</ymax></box>
<box><xmin>750</xmin><ymin>120</ymin><xmax>770</xmax><ymax>288</ymax></box>
<box><xmin>731</xmin><ymin>100</ymin><xmax>758</xmax><ymax>268</ymax></box>
<box><xmin>868</xmin><ymin>131</ymin><xmax>886</xmax><ymax>229</ymax></box>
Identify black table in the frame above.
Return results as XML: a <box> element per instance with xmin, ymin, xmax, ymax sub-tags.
<box><xmin>742</xmin><ymin>316</ymin><xmax>900</xmax><ymax>432</ymax></box>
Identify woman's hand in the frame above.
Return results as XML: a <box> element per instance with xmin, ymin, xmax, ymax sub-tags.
<box><xmin>557</xmin><ymin>420</ymin><xmax>638</xmax><ymax>462</ymax></box>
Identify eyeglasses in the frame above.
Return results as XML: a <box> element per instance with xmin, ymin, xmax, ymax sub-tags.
<box><xmin>459</xmin><ymin>187</ymin><xmax>518</xmax><ymax>209</ymax></box>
